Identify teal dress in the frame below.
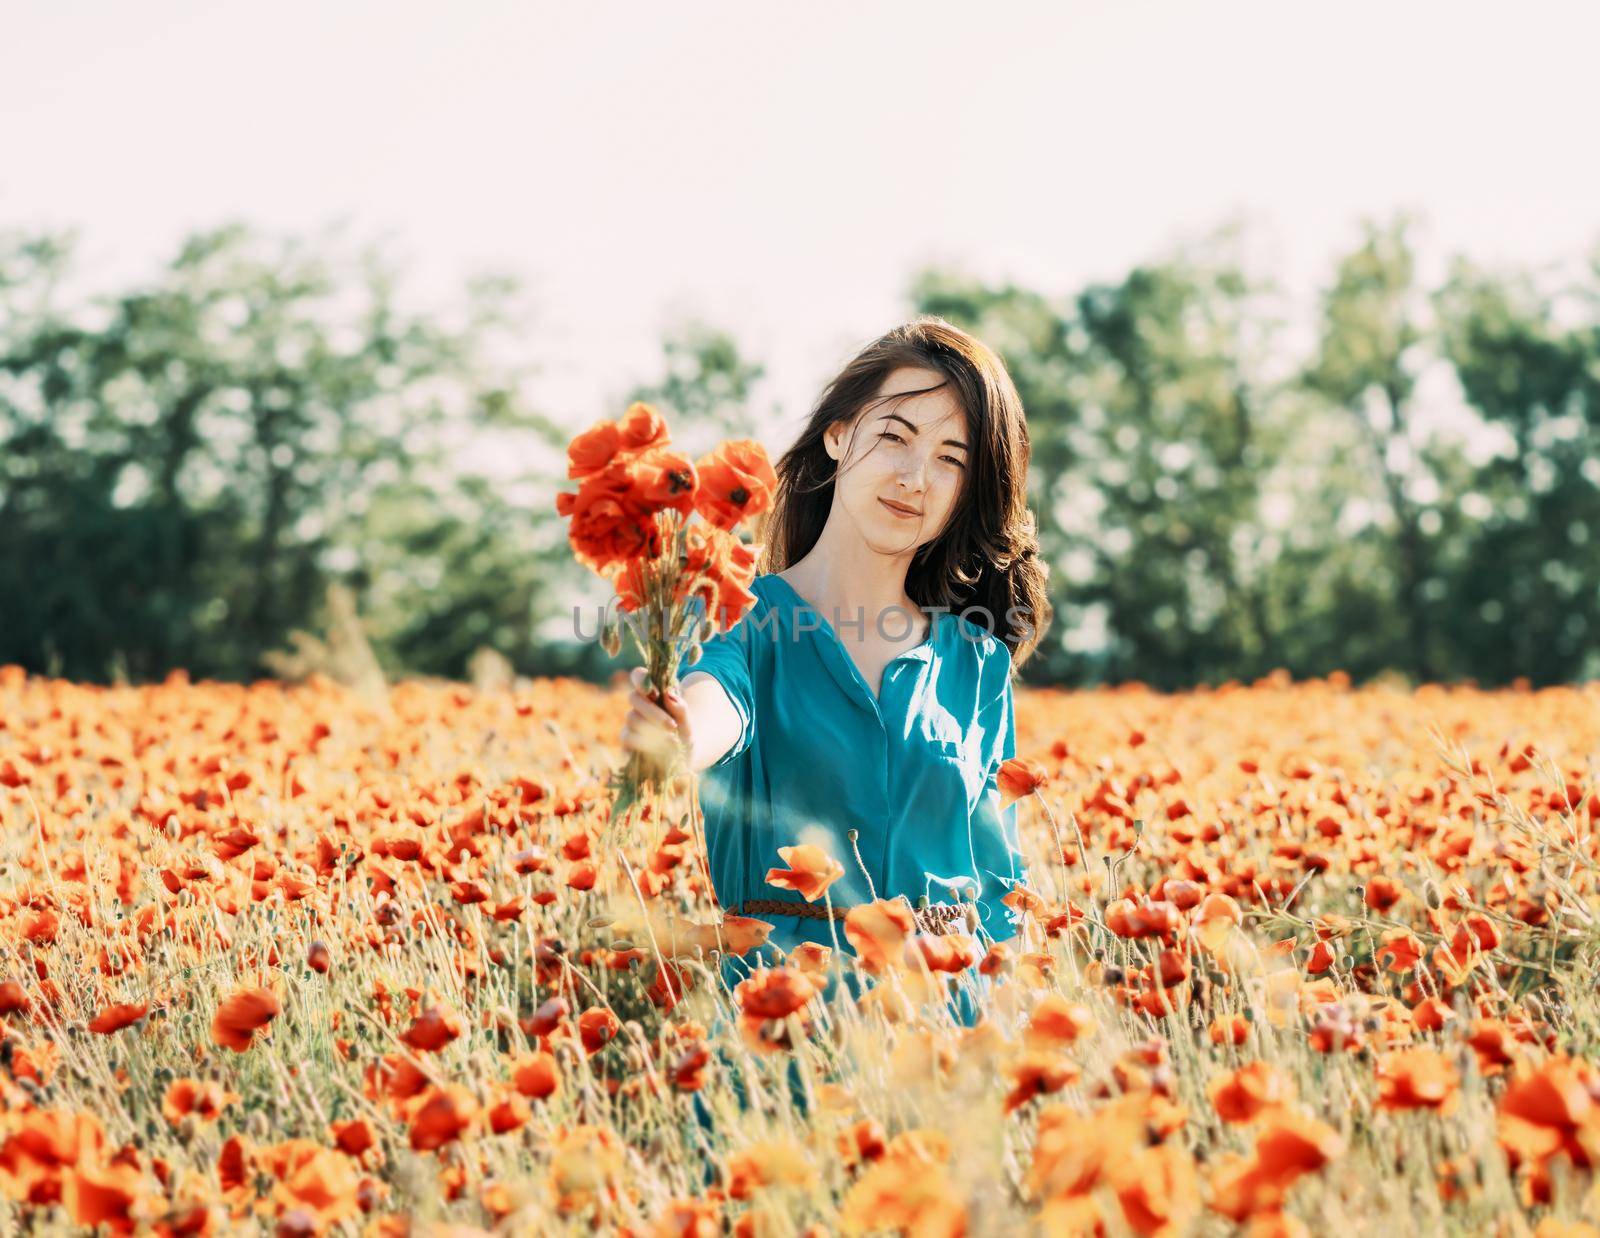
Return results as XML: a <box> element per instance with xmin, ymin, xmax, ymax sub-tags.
<box><xmin>685</xmin><ymin>571</ymin><xmax>1027</xmax><ymax>1025</ymax></box>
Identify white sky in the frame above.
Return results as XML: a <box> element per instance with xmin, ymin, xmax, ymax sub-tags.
<box><xmin>5</xmin><ymin>0</ymin><xmax>1599</xmax><ymax>462</ymax></box>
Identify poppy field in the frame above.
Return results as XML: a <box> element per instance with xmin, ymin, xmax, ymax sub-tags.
<box><xmin>0</xmin><ymin>665</ymin><xmax>1597</xmax><ymax>1236</ymax></box>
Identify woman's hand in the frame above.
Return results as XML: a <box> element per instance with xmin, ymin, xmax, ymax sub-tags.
<box><xmin>620</xmin><ymin>667</ymin><xmax>693</xmax><ymax>765</ymax></box>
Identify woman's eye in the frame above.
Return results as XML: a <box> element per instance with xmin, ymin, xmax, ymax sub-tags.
<box><xmin>880</xmin><ymin>430</ymin><xmax>963</xmax><ymax>468</ymax></box>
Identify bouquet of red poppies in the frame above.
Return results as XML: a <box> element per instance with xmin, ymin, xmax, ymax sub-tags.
<box><xmin>555</xmin><ymin>401</ymin><xmax>777</xmax><ymax>810</ymax></box>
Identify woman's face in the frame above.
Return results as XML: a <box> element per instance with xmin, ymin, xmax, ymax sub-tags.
<box><xmin>823</xmin><ymin>366</ymin><xmax>970</xmax><ymax>560</ymax></box>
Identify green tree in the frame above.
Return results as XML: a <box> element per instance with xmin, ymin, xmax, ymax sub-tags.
<box><xmin>0</xmin><ymin>221</ymin><xmax>565</xmax><ymax>683</ymax></box>
<box><xmin>1434</xmin><ymin>253</ymin><xmax>1600</xmax><ymax>683</ymax></box>
<box><xmin>914</xmin><ymin>223</ymin><xmax>1294</xmax><ymax>689</ymax></box>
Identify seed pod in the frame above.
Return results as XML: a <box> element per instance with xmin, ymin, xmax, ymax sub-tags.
<box><xmin>586</xmin><ymin>915</ymin><xmax>616</xmax><ymax>930</ymax></box>
<box><xmin>599</xmin><ymin>611</ymin><xmax>623</xmax><ymax>658</ymax></box>
<box><xmin>1423</xmin><ymin>880</ymin><xmax>1443</xmax><ymax>909</ymax></box>
<box><xmin>610</xmin><ymin>939</ymin><xmax>635</xmax><ymax>952</ymax></box>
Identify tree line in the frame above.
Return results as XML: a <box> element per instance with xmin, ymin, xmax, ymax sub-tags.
<box><xmin>2</xmin><ymin>215</ymin><xmax>1596</xmax><ymax>690</ymax></box>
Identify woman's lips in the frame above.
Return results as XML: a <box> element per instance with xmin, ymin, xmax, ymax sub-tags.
<box><xmin>879</xmin><ymin>498</ymin><xmax>920</xmax><ymax>519</ymax></box>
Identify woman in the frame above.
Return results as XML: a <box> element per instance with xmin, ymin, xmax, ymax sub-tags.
<box><xmin>620</xmin><ymin>315</ymin><xmax>1052</xmax><ymax>1027</ymax></box>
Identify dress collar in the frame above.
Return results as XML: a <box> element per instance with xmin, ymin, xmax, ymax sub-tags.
<box><xmin>758</xmin><ymin>573</ymin><xmax>943</xmax><ymax>712</ymax></box>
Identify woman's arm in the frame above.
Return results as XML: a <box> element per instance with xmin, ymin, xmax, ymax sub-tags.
<box><xmin>678</xmin><ymin>670</ymin><xmax>747</xmax><ymax>772</ymax></box>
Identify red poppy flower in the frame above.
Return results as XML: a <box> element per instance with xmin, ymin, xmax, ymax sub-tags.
<box><xmin>764</xmin><ymin>844</ymin><xmax>846</xmax><ymax>903</ymax></box>
<box><xmin>211</xmin><ymin>987</ymin><xmax>282</xmax><ymax>1053</ymax></box>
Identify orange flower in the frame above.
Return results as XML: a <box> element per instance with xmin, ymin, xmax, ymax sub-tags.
<box><xmin>1363</xmin><ymin>877</ymin><xmax>1404</xmax><ymax>912</ymax></box>
<box><xmin>555</xmin><ymin>460</ymin><xmax>662</xmax><ymax>574</ymax></box>
<box><xmin>904</xmin><ymin>932</ymin><xmax>978</xmax><ymax>974</ymax></box>
<box><xmin>1105</xmin><ymin>897</ymin><xmax>1181</xmax><ymax>940</ymax></box>
<box><xmin>1210</xmin><ymin>1062</ymin><xmax>1296</xmax><ymax>1124</ymax></box>
<box><xmin>789</xmin><ymin>941</ymin><xmax>833</xmax><ymax>978</ymax></box>
<box><xmin>487</xmin><ymin>1091</ymin><xmax>532</xmax><ymax>1135</ymax></box>
<box><xmin>400</xmin><ymin>1003</ymin><xmax>463</xmax><ymax>1053</ymax></box>
<box><xmin>564</xmin><ymin>402</ymin><xmax>670</xmax><ymax>481</ymax></box>
<box><xmin>764</xmin><ymin>843</ymin><xmax>846</xmax><ymax>902</ymax></box>
<box><xmin>665</xmin><ymin>520</ymin><xmax>759</xmax><ymax>626</ymax></box>
<box><xmin>404</xmin><ymin>1083</ymin><xmax>478</xmax><ymax>1152</ymax></box>
<box><xmin>1496</xmin><ymin>1055</ymin><xmax>1598</xmax><ymax>1176</ymax></box>
<box><xmin>1209</xmin><ymin>1107</ymin><xmax>1344</xmax><ymax>1222</ymax></box>
<box><xmin>87</xmin><ymin>1001</ymin><xmax>149</xmax><ymax>1035</ymax></box>
<box><xmin>693</xmin><ymin>440</ymin><xmax>778</xmax><ymax>531</ymax></box>
<box><xmin>1430</xmin><ymin>939</ymin><xmax>1479</xmax><ymax>987</ymax></box>
<box><xmin>649</xmin><ymin>911</ymin><xmax>773</xmax><ymax>960</ymax></box>
<box><xmin>162</xmin><ymin>1078</ymin><xmax>240</xmax><ymax>1125</ymax></box>
<box><xmin>211</xmin><ymin>987</ymin><xmax>281</xmax><ymax>1053</ymax></box>
<box><xmin>629</xmin><ymin>446</ymin><xmax>699</xmax><ymax>518</ymax></box>
<box><xmin>1115</xmin><ymin>1142</ymin><xmax>1201</xmax><ymax>1238</ymax></box>
<box><xmin>577</xmin><ymin>1006</ymin><xmax>621</xmax><ymax>1055</ymax></box>
<box><xmin>843</xmin><ymin>899</ymin><xmax>917</xmax><ymax>974</ymax></box>
<box><xmin>261</xmin><ymin>1140</ymin><xmax>361</xmax><ymax>1225</ymax></box>
<box><xmin>1004</xmin><ymin>1052</ymin><xmax>1082</xmax><ymax>1113</ymax></box>
<box><xmin>1023</xmin><ymin>995</ymin><xmax>1096</xmax><ymax>1050</ymax></box>
<box><xmin>1376</xmin><ymin>929</ymin><xmax>1423</xmax><ymax>974</ymax></box>
<box><xmin>725</xmin><ymin>1138</ymin><xmax>818</xmax><ymax>1199</ymax></box>
<box><xmin>735</xmin><ymin>967</ymin><xmax>819</xmax><ymax>1021</ymax></box>
<box><xmin>510</xmin><ymin>1052</ymin><xmax>561</xmax><ymax>1101</ymax></box>
<box><xmin>566</xmin><ymin>419</ymin><xmax>625</xmax><ymax>481</ymax></box>
<box><xmin>1411</xmin><ymin>996</ymin><xmax>1455</xmax><ymax>1033</ymax></box>
<box><xmin>837</xmin><ymin>1132</ymin><xmax>965</xmax><ymax>1236</ymax></box>
<box><xmin>0</xmin><ymin>980</ymin><xmax>28</xmax><ymax>1014</ymax></box>
<box><xmin>548</xmin><ymin>1125</ymin><xmax>627</xmax><ymax>1215</ymax></box>
<box><xmin>328</xmin><ymin>1118</ymin><xmax>376</xmax><ymax>1159</ymax></box>
<box><xmin>64</xmin><ymin>1161</ymin><xmax>146</xmax><ymax>1231</ymax></box>
<box><xmin>1374</xmin><ymin>1048</ymin><xmax>1460</xmax><ymax>1113</ymax></box>
<box><xmin>1193</xmin><ymin>892</ymin><xmax>1244</xmax><ymax>952</ymax></box>
<box><xmin>1253</xmin><ymin>1107</ymin><xmax>1343</xmax><ymax>1184</ymax></box>
<box><xmin>1209</xmin><ymin>1014</ymin><xmax>1250</xmax><ymax>1046</ymax></box>
<box><xmin>616</xmin><ymin>401</ymin><xmax>671</xmax><ymax>453</ymax></box>
<box><xmin>997</xmin><ymin>757</ymin><xmax>1049</xmax><ymax>809</ymax></box>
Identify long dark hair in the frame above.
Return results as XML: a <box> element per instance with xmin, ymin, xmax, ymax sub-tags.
<box><xmin>755</xmin><ymin>316</ymin><xmax>1052</xmax><ymax>670</ymax></box>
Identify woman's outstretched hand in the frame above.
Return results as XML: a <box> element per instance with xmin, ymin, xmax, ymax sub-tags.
<box><xmin>619</xmin><ymin>667</ymin><xmax>694</xmax><ymax>766</ymax></box>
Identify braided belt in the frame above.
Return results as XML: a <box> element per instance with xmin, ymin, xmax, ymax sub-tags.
<box><xmin>736</xmin><ymin>896</ymin><xmax>973</xmax><ymax>937</ymax></box>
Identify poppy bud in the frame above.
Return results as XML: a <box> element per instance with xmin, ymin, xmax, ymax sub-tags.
<box><xmin>1423</xmin><ymin>880</ymin><xmax>1443</xmax><ymax>909</ymax></box>
<box><xmin>600</xmin><ymin>611</ymin><xmax>623</xmax><ymax>658</ymax></box>
<box><xmin>847</xmin><ymin>830</ymin><xmax>859</xmax><ymax>843</ymax></box>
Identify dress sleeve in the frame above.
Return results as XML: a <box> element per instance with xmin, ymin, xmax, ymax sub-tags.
<box><xmin>684</xmin><ymin>617</ymin><xmax>755</xmax><ymax>768</ymax></box>
<box><xmin>966</xmin><ymin>653</ymin><xmax>1029</xmax><ymax>942</ymax></box>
